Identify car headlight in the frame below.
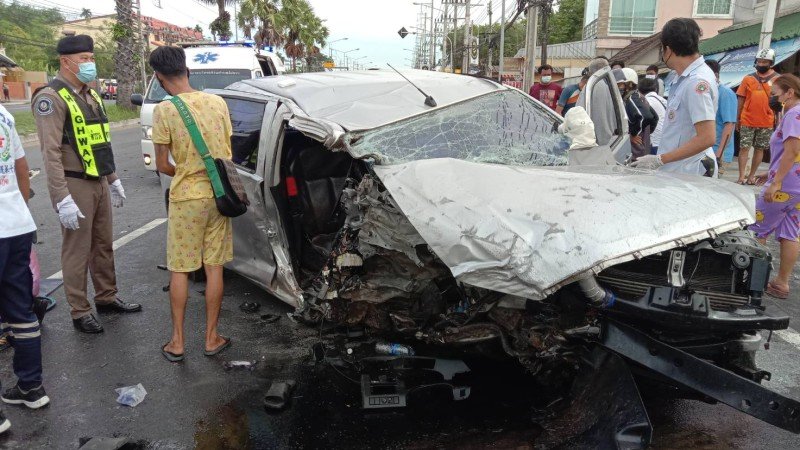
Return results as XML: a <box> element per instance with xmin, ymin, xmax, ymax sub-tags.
<box><xmin>142</xmin><ymin>126</ymin><xmax>153</xmax><ymax>140</ymax></box>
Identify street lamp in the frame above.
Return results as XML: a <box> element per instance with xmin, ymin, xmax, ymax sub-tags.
<box><xmin>352</xmin><ymin>55</ymin><xmax>367</xmax><ymax>71</ymax></box>
<box><xmin>326</xmin><ymin>37</ymin><xmax>348</xmax><ymax>58</ymax></box>
<box><xmin>338</xmin><ymin>48</ymin><xmax>359</xmax><ymax>69</ymax></box>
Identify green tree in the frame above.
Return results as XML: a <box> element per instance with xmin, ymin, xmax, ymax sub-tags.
<box><xmin>199</xmin><ymin>0</ymin><xmax>236</xmax><ymax>40</ymax></box>
<box><xmin>445</xmin><ymin>20</ymin><xmax>527</xmax><ymax>71</ymax></box>
<box><xmin>80</xmin><ymin>8</ymin><xmax>92</xmax><ymax>21</ymax></box>
<box><xmin>0</xmin><ymin>2</ymin><xmax>63</xmax><ymax>72</ymax></box>
<box><xmin>238</xmin><ymin>0</ymin><xmax>328</xmax><ymax>72</ymax></box>
<box><xmin>549</xmin><ymin>0</ymin><xmax>585</xmax><ymax>44</ymax></box>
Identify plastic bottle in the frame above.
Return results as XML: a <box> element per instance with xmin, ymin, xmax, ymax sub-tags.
<box><xmin>375</xmin><ymin>342</ymin><xmax>415</xmax><ymax>356</ymax></box>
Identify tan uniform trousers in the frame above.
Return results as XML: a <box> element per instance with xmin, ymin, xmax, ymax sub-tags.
<box><xmin>62</xmin><ymin>177</ymin><xmax>118</xmax><ymax>319</ymax></box>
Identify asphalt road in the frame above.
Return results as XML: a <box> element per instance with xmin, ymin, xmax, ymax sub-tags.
<box><xmin>0</xmin><ymin>125</ymin><xmax>798</xmax><ymax>449</ymax></box>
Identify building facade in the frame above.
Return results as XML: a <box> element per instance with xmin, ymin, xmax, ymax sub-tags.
<box><xmin>59</xmin><ymin>14</ymin><xmax>203</xmax><ymax>49</ymax></box>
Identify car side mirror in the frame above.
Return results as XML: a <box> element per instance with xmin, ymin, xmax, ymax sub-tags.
<box><xmin>130</xmin><ymin>93</ymin><xmax>143</xmax><ymax>106</ymax></box>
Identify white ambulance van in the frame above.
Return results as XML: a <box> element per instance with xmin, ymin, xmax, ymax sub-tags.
<box><xmin>132</xmin><ymin>40</ymin><xmax>285</xmax><ymax>170</ymax></box>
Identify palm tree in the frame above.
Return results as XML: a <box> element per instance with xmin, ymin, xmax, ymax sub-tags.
<box><xmin>199</xmin><ymin>0</ymin><xmax>236</xmax><ymax>40</ymax></box>
<box><xmin>114</xmin><ymin>0</ymin><xmax>137</xmax><ymax>109</ymax></box>
<box><xmin>277</xmin><ymin>0</ymin><xmax>328</xmax><ymax>71</ymax></box>
<box><xmin>80</xmin><ymin>8</ymin><xmax>92</xmax><ymax>21</ymax></box>
<box><xmin>237</xmin><ymin>0</ymin><xmax>280</xmax><ymax>46</ymax></box>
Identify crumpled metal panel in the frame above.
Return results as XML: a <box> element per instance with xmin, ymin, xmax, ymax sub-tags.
<box><xmin>373</xmin><ymin>159</ymin><xmax>755</xmax><ymax>300</ymax></box>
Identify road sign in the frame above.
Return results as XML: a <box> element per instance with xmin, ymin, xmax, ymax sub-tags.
<box><xmin>398</xmin><ymin>27</ymin><xmax>409</xmax><ymax>39</ymax></box>
<box><xmin>322</xmin><ymin>61</ymin><xmax>335</xmax><ymax>69</ymax></box>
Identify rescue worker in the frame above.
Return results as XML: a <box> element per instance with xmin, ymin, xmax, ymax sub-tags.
<box><xmin>631</xmin><ymin>18</ymin><xmax>718</xmax><ymax>176</ymax></box>
<box><xmin>32</xmin><ymin>35</ymin><xmax>141</xmax><ymax>334</ymax></box>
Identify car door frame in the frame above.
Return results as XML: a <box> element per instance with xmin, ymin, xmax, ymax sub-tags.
<box><xmin>584</xmin><ymin>67</ymin><xmax>631</xmax><ymax>163</ymax></box>
<box><xmin>213</xmin><ymin>91</ymin><xmax>281</xmax><ymax>293</ymax></box>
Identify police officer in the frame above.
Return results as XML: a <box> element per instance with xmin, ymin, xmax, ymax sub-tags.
<box><xmin>32</xmin><ymin>35</ymin><xmax>141</xmax><ymax>334</ymax></box>
<box><xmin>631</xmin><ymin>18</ymin><xmax>718</xmax><ymax>176</ymax></box>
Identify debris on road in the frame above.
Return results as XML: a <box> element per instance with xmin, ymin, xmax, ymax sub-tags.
<box><xmin>156</xmin><ymin>264</ymin><xmax>167</xmax><ymax>271</ymax></box>
<box><xmin>239</xmin><ymin>301</ymin><xmax>260</xmax><ymax>313</ymax></box>
<box><xmin>78</xmin><ymin>436</ymin><xmax>134</xmax><ymax>450</ymax></box>
<box><xmin>260</xmin><ymin>313</ymin><xmax>281</xmax><ymax>324</ymax></box>
<box><xmin>115</xmin><ymin>383</ymin><xmax>147</xmax><ymax>407</ymax></box>
<box><xmin>223</xmin><ymin>360</ymin><xmax>257</xmax><ymax>371</ymax></box>
<box><xmin>263</xmin><ymin>380</ymin><xmax>297</xmax><ymax>410</ymax></box>
<box><xmin>375</xmin><ymin>342</ymin><xmax>415</xmax><ymax>356</ymax></box>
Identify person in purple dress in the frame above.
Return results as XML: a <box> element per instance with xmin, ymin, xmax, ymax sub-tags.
<box><xmin>751</xmin><ymin>74</ymin><xmax>800</xmax><ymax>299</ymax></box>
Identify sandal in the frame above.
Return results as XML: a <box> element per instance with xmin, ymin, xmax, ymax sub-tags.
<box><xmin>766</xmin><ymin>281</ymin><xmax>790</xmax><ymax>300</ymax></box>
<box><xmin>162</xmin><ymin>342</ymin><xmax>185</xmax><ymax>362</ymax></box>
<box><xmin>204</xmin><ymin>336</ymin><xmax>231</xmax><ymax>356</ymax></box>
<box><xmin>745</xmin><ymin>179</ymin><xmax>757</xmax><ymax>185</ymax></box>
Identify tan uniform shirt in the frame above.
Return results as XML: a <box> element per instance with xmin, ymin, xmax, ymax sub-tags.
<box><xmin>32</xmin><ymin>74</ymin><xmax>118</xmax><ymax>208</ymax></box>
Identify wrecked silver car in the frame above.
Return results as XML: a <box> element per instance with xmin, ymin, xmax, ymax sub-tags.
<box><xmin>159</xmin><ymin>69</ymin><xmax>799</xmax><ymax>446</ymax></box>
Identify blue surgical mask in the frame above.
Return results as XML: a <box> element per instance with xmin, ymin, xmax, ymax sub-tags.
<box><xmin>74</xmin><ymin>62</ymin><xmax>97</xmax><ymax>83</ymax></box>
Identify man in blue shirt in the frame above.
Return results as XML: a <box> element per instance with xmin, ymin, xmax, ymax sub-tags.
<box><xmin>631</xmin><ymin>18</ymin><xmax>718</xmax><ymax>176</ymax></box>
<box><xmin>706</xmin><ymin>59</ymin><xmax>737</xmax><ymax>173</ymax></box>
<box><xmin>556</xmin><ymin>73</ymin><xmax>589</xmax><ymax>117</ymax></box>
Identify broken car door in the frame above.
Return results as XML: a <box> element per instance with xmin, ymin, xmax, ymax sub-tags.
<box><xmin>224</xmin><ymin>96</ymin><xmax>280</xmax><ymax>289</ymax></box>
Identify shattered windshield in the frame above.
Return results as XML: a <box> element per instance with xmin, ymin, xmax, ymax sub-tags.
<box><xmin>349</xmin><ymin>90</ymin><xmax>569</xmax><ymax>166</ymax></box>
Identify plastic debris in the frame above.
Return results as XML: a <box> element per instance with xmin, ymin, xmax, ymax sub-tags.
<box><xmin>375</xmin><ymin>342</ymin><xmax>415</xmax><ymax>356</ymax></box>
<box><xmin>223</xmin><ymin>360</ymin><xmax>256</xmax><ymax>371</ymax></box>
<box><xmin>157</xmin><ymin>264</ymin><xmax>168</xmax><ymax>271</ymax></box>
<box><xmin>263</xmin><ymin>380</ymin><xmax>297</xmax><ymax>410</ymax></box>
<box><xmin>239</xmin><ymin>301</ymin><xmax>260</xmax><ymax>313</ymax></box>
<box><xmin>115</xmin><ymin>383</ymin><xmax>147</xmax><ymax>407</ymax></box>
<box><xmin>260</xmin><ymin>313</ymin><xmax>281</xmax><ymax>324</ymax></box>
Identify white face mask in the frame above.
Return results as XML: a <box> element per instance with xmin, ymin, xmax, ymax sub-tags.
<box><xmin>645</xmin><ymin>74</ymin><xmax>657</xmax><ymax>79</ymax></box>
<box><xmin>541</xmin><ymin>75</ymin><xmax>552</xmax><ymax>83</ymax></box>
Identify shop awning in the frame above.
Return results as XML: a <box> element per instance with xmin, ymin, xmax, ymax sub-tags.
<box><xmin>704</xmin><ymin>36</ymin><xmax>800</xmax><ymax>88</ymax></box>
<box><xmin>699</xmin><ymin>10</ymin><xmax>800</xmax><ymax>55</ymax></box>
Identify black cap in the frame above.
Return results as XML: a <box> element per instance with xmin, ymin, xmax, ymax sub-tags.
<box><xmin>56</xmin><ymin>35</ymin><xmax>94</xmax><ymax>55</ymax></box>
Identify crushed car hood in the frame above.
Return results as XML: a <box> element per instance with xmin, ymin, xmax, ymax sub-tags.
<box><xmin>372</xmin><ymin>159</ymin><xmax>755</xmax><ymax>300</ymax></box>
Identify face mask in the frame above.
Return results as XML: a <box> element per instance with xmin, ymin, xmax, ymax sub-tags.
<box><xmin>645</xmin><ymin>74</ymin><xmax>656</xmax><ymax>79</ymax></box>
<box><xmin>69</xmin><ymin>60</ymin><xmax>96</xmax><ymax>83</ymax></box>
<box><xmin>755</xmin><ymin>65</ymin><xmax>770</xmax><ymax>74</ymax></box>
<box><xmin>541</xmin><ymin>75</ymin><xmax>552</xmax><ymax>83</ymax></box>
<box><xmin>662</xmin><ymin>47</ymin><xmax>672</xmax><ymax>68</ymax></box>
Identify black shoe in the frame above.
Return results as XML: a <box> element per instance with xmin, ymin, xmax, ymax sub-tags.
<box><xmin>72</xmin><ymin>314</ymin><xmax>104</xmax><ymax>334</ymax></box>
<box><xmin>0</xmin><ymin>409</ymin><xmax>9</xmax><ymax>434</ymax></box>
<box><xmin>96</xmin><ymin>297</ymin><xmax>142</xmax><ymax>313</ymax></box>
<box><xmin>2</xmin><ymin>384</ymin><xmax>50</xmax><ymax>409</ymax></box>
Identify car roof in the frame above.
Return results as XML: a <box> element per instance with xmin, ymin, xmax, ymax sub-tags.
<box><xmin>222</xmin><ymin>69</ymin><xmax>508</xmax><ymax>131</ymax></box>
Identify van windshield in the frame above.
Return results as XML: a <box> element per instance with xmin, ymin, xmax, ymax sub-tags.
<box><xmin>145</xmin><ymin>69</ymin><xmax>251</xmax><ymax>103</ymax></box>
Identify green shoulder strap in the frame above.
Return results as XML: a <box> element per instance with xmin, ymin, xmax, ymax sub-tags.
<box><xmin>168</xmin><ymin>95</ymin><xmax>226</xmax><ymax>198</ymax></box>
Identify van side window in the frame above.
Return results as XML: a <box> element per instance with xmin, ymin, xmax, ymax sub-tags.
<box><xmin>225</xmin><ymin>98</ymin><xmax>265</xmax><ymax>171</ymax></box>
<box><xmin>255</xmin><ymin>71</ymin><xmax>262</xmax><ymax>78</ymax></box>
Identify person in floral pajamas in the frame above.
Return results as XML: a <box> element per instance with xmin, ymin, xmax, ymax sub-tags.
<box><xmin>751</xmin><ymin>74</ymin><xmax>800</xmax><ymax>299</ymax></box>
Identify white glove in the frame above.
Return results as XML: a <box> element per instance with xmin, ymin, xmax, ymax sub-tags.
<box><xmin>110</xmin><ymin>179</ymin><xmax>126</xmax><ymax>208</ymax></box>
<box><xmin>630</xmin><ymin>154</ymin><xmax>664</xmax><ymax>170</ymax></box>
<box><xmin>56</xmin><ymin>195</ymin><xmax>85</xmax><ymax>230</ymax></box>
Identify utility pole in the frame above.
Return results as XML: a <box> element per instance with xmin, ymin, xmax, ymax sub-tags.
<box><xmin>541</xmin><ymin>0</ymin><xmax>550</xmax><ymax>66</ymax></box>
<box><xmin>453</xmin><ymin>0</ymin><xmax>459</xmax><ymax>72</ymax></box>
<box><xmin>442</xmin><ymin>1</ymin><xmax>450</xmax><ymax>71</ymax></box>
<box><xmin>499</xmin><ymin>0</ymin><xmax>505</xmax><ymax>82</ymax></box>
<box><xmin>462</xmin><ymin>0</ymin><xmax>471</xmax><ymax>71</ymax></box>
<box><xmin>429</xmin><ymin>0</ymin><xmax>435</xmax><ymax>69</ymax></box>
<box><xmin>487</xmin><ymin>1</ymin><xmax>492</xmax><ymax>76</ymax></box>
<box><xmin>134</xmin><ymin>0</ymin><xmax>147</xmax><ymax>92</ymax></box>
<box><xmin>522</xmin><ymin>1</ymin><xmax>538</xmax><ymax>93</ymax></box>
<box><xmin>759</xmin><ymin>0</ymin><xmax>780</xmax><ymax>51</ymax></box>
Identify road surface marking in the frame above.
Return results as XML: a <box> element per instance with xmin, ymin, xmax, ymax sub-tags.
<box><xmin>47</xmin><ymin>218</ymin><xmax>167</xmax><ymax>280</ymax></box>
<box><xmin>775</xmin><ymin>328</ymin><xmax>800</xmax><ymax>349</ymax></box>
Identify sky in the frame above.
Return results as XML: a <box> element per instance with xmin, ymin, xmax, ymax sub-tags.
<box><xmin>39</xmin><ymin>0</ymin><xmax>438</xmax><ymax>69</ymax></box>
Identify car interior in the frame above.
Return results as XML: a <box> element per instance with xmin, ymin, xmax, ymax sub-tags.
<box><xmin>272</xmin><ymin>127</ymin><xmax>366</xmax><ymax>283</ymax></box>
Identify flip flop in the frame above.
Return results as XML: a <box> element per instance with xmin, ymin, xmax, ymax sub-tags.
<box><xmin>263</xmin><ymin>380</ymin><xmax>297</xmax><ymax>410</ymax></box>
<box><xmin>766</xmin><ymin>281</ymin><xmax>790</xmax><ymax>300</ymax></box>
<box><xmin>204</xmin><ymin>336</ymin><xmax>231</xmax><ymax>356</ymax></box>
<box><xmin>162</xmin><ymin>342</ymin><xmax>185</xmax><ymax>362</ymax></box>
